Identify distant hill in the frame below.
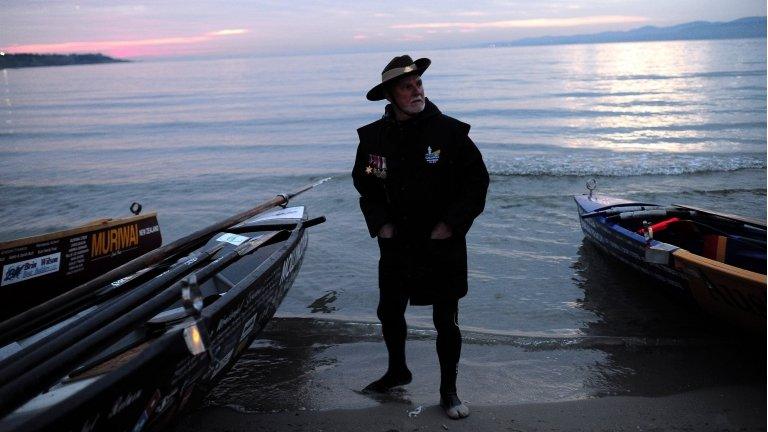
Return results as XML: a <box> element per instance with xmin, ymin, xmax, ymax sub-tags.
<box><xmin>485</xmin><ymin>16</ymin><xmax>766</xmax><ymax>47</ymax></box>
<box><xmin>0</xmin><ymin>53</ymin><xmax>128</xmax><ymax>69</ymax></box>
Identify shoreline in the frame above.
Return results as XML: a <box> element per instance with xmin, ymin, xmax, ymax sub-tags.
<box><xmin>0</xmin><ymin>53</ymin><xmax>128</xmax><ymax>69</ymax></box>
<box><xmin>173</xmin><ymin>317</ymin><xmax>766</xmax><ymax>431</ymax></box>
<box><xmin>176</xmin><ymin>385</ymin><xmax>766</xmax><ymax>431</ymax></box>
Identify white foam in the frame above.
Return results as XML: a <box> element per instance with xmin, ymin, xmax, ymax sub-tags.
<box><xmin>487</xmin><ymin>154</ymin><xmax>765</xmax><ymax>177</ymax></box>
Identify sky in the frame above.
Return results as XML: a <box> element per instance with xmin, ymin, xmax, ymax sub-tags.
<box><xmin>1</xmin><ymin>1</ymin><xmax>766</xmax><ymax>59</ymax></box>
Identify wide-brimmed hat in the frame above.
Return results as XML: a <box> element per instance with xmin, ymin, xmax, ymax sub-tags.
<box><xmin>366</xmin><ymin>55</ymin><xmax>431</xmax><ymax>101</ymax></box>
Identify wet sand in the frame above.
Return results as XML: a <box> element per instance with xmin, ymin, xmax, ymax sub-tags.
<box><xmin>177</xmin><ymin>386</ymin><xmax>765</xmax><ymax>432</ymax></box>
<box><xmin>174</xmin><ymin>317</ymin><xmax>765</xmax><ymax>431</ymax></box>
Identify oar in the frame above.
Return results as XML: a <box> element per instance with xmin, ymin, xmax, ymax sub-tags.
<box><xmin>0</xmin><ymin>242</ymin><xmax>224</xmax><ymax>375</ymax></box>
<box><xmin>673</xmin><ymin>203</ymin><xmax>767</xmax><ymax>230</ymax></box>
<box><xmin>684</xmin><ymin>219</ymin><xmax>767</xmax><ymax>248</ymax></box>
<box><xmin>0</xmin><ymin>230</ymin><xmax>288</xmax><ymax>416</ymax></box>
<box><xmin>3</xmin><ymin>252</ymin><xmax>194</xmax><ymax>346</ymax></box>
<box><xmin>580</xmin><ymin>205</ymin><xmax>666</xmax><ymax>219</ymax></box>
<box><xmin>605</xmin><ymin>209</ymin><xmax>695</xmax><ymax>221</ymax></box>
<box><xmin>0</xmin><ymin>177</ymin><xmax>331</xmax><ymax>343</ymax></box>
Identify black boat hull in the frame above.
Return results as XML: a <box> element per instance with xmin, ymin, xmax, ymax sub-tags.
<box><xmin>1</xmin><ymin>210</ymin><xmax>310</xmax><ymax>432</ymax></box>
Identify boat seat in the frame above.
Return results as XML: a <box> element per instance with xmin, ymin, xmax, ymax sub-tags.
<box><xmin>701</xmin><ymin>234</ymin><xmax>766</xmax><ymax>274</ymax></box>
<box><xmin>702</xmin><ymin>234</ymin><xmax>727</xmax><ymax>262</ymax></box>
<box><xmin>649</xmin><ymin>222</ymin><xmax>766</xmax><ymax>274</ymax></box>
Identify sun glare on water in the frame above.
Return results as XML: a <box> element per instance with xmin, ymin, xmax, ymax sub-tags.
<box><xmin>560</xmin><ymin>41</ymin><xmax>718</xmax><ymax>153</ymax></box>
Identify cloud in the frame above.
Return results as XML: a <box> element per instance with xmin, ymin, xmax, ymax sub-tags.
<box><xmin>206</xmin><ymin>29</ymin><xmax>249</xmax><ymax>36</ymax></box>
<box><xmin>353</xmin><ymin>34</ymin><xmax>368</xmax><ymax>40</ymax></box>
<box><xmin>2</xmin><ymin>28</ymin><xmax>250</xmax><ymax>56</ymax></box>
<box><xmin>391</xmin><ymin>15</ymin><xmax>648</xmax><ymax>30</ymax></box>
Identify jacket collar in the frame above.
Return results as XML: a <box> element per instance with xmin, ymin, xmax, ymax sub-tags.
<box><xmin>383</xmin><ymin>98</ymin><xmax>440</xmax><ymax>125</ymax></box>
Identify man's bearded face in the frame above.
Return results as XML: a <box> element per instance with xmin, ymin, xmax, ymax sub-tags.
<box><xmin>390</xmin><ymin>75</ymin><xmax>425</xmax><ymax>115</ymax></box>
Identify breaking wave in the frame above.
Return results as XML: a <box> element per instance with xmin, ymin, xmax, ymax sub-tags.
<box><xmin>487</xmin><ymin>154</ymin><xmax>766</xmax><ymax>177</ymax></box>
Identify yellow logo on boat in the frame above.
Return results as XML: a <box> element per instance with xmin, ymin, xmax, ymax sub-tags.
<box><xmin>90</xmin><ymin>224</ymin><xmax>140</xmax><ymax>258</ymax></box>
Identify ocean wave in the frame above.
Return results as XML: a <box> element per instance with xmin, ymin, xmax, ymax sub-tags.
<box><xmin>603</xmin><ymin>69</ymin><xmax>766</xmax><ymax>81</ymax></box>
<box><xmin>563</xmin><ymin>121</ymin><xmax>764</xmax><ymax>134</ymax></box>
<box><xmin>675</xmin><ymin>187</ymin><xmax>768</xmax><ymax>196</ymax></box>
<box><xmin>552</xmin><ymin>87</ymin><xmax>764</xmax><ymax>99</ymax></box>
<box><xmin>487</xmin><ymin>154</ymin><xmax>766</xmax><ymax>177</ymax></box>
<box><xmin>725</xmin><ymin>85</ymin><xmax>766</xmax><ymax>91</ymax></box>
<box><xmin>551</xmin><ymin>91</ymin><xmax>669</xmax><ymax>98</ymax></box>
<box><xmin>265</xmin><ymin>316</ymin><xmax>737</xmax><ymax>349</ymax></box>
<box><xmin>459</xmin><ymin>107</ymin><xmax>705</xmax><ymax>119</ymax></box>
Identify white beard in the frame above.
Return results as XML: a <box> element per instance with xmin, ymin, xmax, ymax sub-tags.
<box><xmin>401</xmin><ymin>99</ymin><xmax>425</xmax><ymax>115</ymax></box>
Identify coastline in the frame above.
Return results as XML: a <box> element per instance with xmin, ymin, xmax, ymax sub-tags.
<box><xmin>0</xmin><ymin>53</ymin><xmax>127</xmax><ymax>69</ymax></box>
<box><xmin>176</xmin><ymin>386</ymin><xmax>766</xmax><ymax>432</ymax></box>
<box><xmin>173</xmin><ymin>317</ymin><xmax>766</xmax><ymax>431</ymax></box>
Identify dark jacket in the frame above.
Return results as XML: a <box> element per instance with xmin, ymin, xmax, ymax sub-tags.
<box><xmin>352</xmin><ymin>99</ymin><xmax>489</xmax><ymax>304</ymax></box>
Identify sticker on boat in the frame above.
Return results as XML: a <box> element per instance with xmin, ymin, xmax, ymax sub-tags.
<box><xmin>249</xmin><ymin>206</ymin><xmax>305</xmax><ymax>222</ymax></box>
<box><xmin>1</xmin><ymin>252</ymin><xmax>61</xmax><ymax>286</ymax></box>
<box><xmin>239</xmin><ymin>314</ymin><xmax>258</xmax><ymax>343</ymax></box>
<box><xmin>211</xmin><ymin>349</ymin><xmax>234</xmax><ymax>378</ymax></box>
<box><xmin>215</xmin><ymin>233</ymin><xmax>249</xmax><ymax>246</ymax></box>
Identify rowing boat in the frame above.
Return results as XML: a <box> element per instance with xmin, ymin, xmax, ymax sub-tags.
<box><xmin>0</xmin><ymin>209</ymin><xmax>162</xmax><ymax>321</ymax></box>
<box><xmin>0</xmin><ymin>201</ymin><xmax>324</xmax><ymax>431</ymax></box>
<box><xmin>574</xmin><ymin>187</ymin><xmax>766</xmax><ymax>333</ymax></box>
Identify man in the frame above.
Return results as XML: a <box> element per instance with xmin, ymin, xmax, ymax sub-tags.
<box><xmin>352</xmin><ymin>55</ymin><xmax>489</xmax><ymax>420</ymax></box>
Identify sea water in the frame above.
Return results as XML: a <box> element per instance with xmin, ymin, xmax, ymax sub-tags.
<box><xmin>0</xmin><ymin>38</ymin><xmax>765</xmax><ymax>407</ymax></box>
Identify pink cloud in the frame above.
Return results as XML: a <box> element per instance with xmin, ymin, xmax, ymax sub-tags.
<box><xmin>206</xmin><ymin>29</ymin><xmax>249</xmax><ymax>36</ymax></box>
<box><xmin>2</xmin><ymin>29</ymin><xmax>250</xmax><ymax>58</ymax></box>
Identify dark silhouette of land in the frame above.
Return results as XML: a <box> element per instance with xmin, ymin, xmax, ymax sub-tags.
<box><xmin>484</xmin><ymin>16</ymin><xmax>766</xmax><ymax>48</ymax></box>
<box><xmin>0</xmin><ymin>53</ymin><xmax>128</xmax><ymax>69</ymax></box>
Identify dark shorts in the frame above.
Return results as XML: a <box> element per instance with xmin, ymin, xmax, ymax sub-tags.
<box><xmin>378</xmin><ymin>236</ymin><xmax>468</xmax><ymax>306</ymax></box>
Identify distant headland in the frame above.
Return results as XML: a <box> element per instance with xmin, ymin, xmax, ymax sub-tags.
<box><xmin>0</xmin><ymin>53</ymin><xmax>128</xmax><ymax>69</ymax></box>
<box><xmin>482</xmin><ymin>16</ymin><xmax>766</xmax><ymax>48</ymax></box>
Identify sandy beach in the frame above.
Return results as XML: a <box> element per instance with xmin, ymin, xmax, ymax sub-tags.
<box><xmin>173</xmin><ymin>317</ymin><xmax>766</xmax><ymax>432</ymax></box>
<box><xmin>177</xmin><ymin>385</ymin><xmax>765</xmax><ymax>432</ymax></box>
